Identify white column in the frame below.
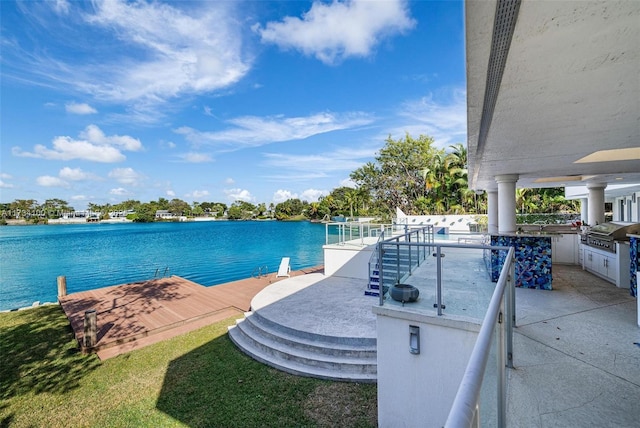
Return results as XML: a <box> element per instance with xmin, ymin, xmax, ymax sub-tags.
<box><xmin>587</xmin><ymin>182</ymin><xmax>606</xmax><ymax>226</ymax></box>
<box><xmin>580</xmin><ymin>198</ymin><xmax>588</xmax><ymax>225</ymax></box>
<box><xmin>487</xmin><ymin>189</ymin><xmax>498</xmax><ymax>234</ymax></box>
<box><xmin>495</xmin><ymin>174</ymin><xmax>519</xmax><ymax>234</ymax></box>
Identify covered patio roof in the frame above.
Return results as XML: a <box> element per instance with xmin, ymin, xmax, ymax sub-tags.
<box><xmin>465</xmin><ymin>0</ymin><xmax>640</xmax><ymax>193</ymax></box>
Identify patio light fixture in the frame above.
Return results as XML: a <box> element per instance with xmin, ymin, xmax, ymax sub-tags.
<box><xmin>409</xmin><ymin>325</ymin><xmax>420</xmax><ymax>355</ymax></box>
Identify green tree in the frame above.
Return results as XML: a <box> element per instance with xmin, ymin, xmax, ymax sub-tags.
<box><xmin>41</xmin><ymin>199</ymin><xmax>73</xmax><ymax>218</ymax></box>
<box><xmin>257</xmin><ymin>203</ymin><xmax>267</xmax><ymax>217</ymax></box>
<box><xmin>9</xmin><ymin>199</ymin><xmax>39</xmax><ymax>218</ymax></box>
<box><xmin>168</xmin><ymin>198</ymin><xmax>190</xmax><ymax>216</ymax></box>
<box><xmin>227</xmin><ymin>201</ymin><xmax>256</xmax><ymax>220</ymax></box>
<box><xmin>131</xmin><ymin>203</ymin><xmax>156</xmax><ymax>222</ymax></box>
<box><xmin>351</xmin><ymin>134</ymin><xmax>444</xmax><ymax>216</ymax></box>
<box><xmin>191</xmin><ymin>202</ymin><xmax>204</xmax><ymax>217</ymax></box>
<box><xmin>274</xmin><ymin>199</ymin><xmax>305</xmax><ymax>220</ymax></box>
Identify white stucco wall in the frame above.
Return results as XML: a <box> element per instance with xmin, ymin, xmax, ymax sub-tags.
<box><xmin>374</xmin><ymin>307</ymin><xmax>480</xmax><ymax>428</ymax></box>
<box><xmin>395</xmin><ymin>208</ymin><xmax>482</xmax><ymax>233</ymax></box>
<box><xmin>323</xmin><ymin>244</ymin><xmax>375</xmax><ymax>279</ymax></box>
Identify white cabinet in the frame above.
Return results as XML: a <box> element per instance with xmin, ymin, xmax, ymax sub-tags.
<box><xmin>578</xmin><ymin>244</ymin><xmax>584</xmax><ymax>265</ymax></box>
<box><xmin>581</xmin><ymin>243</ymin><xmax>631</xmax><ymax>288</ymax></box>
<box><xmin>551</xmin><ymin>234</ymin><xmax>579</xmax><ymax>265</ymax></box>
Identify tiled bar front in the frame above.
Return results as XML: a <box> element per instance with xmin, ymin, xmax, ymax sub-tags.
<box><xmin>486</xmin><ymin>235</ymin><xmax>552</xmax><ymax>290</ymax></box>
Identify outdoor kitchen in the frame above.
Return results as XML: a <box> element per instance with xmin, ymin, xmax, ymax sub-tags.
<box><xmin>580</xmin><ymin>222</ymin><xmax>640</xmax><ymax>289</ymax></box>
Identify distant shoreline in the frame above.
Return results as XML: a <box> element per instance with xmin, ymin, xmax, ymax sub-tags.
<box><xmin>0</xmin><ymin>217</ymin><xmax>287</xmax><ymax>226</ymax></box>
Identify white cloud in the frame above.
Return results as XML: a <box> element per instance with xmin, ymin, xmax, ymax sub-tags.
<box><xmin>36</xmin><ymin>175</ymin><xmax>69</xmax><ymax>187</ymax></box>
<box><xmin>82</xmin><ymin>1</ymin><xmax>250</xmax><ymax>109</ymax></box>
<box><xmin>13</xmin><ymin>138</ymin><xmax>124</xmax><ymax>163</ymax></box>
<box><xmin>264</xmin><ymin>172</ymin><xmax>328</xmax><ymax>182</ymax></box>
<box><xmin>110</xmin><ymin>187</ymin><xmax>129</xmax><ymax>196</ymax></box>
<box><xmin>0</xmin><ymin>173</ymin><xmax>12</xmax><ymax>179</ymax></box>
<box><xmin>175</xmin><ymin>111</ymin><xmax>373</xmax><ymax>150</ymax></box>
<box><xmin>340</xmin><ymin>178</ymin><xmax>357</xmax><ymax>188</ymax></box>
<box><xmin>273</xmin><ymin>189</ymin><xmax>298</xmax><ymax>203</ymax></box>
<box><xmin>59</xmin><ymin>167</ymin><xmax>99</xmax><ymax>181</ymax></box>
<box><xmin>186</xmin><ymin>190</ymin><xmax>210</xmax><ymax>198</ymax></box>
<box><xmin>224</xmin><ymin>188</ymin><xmax>254</xmax><ymax>202</ymax></box>
<box><xmin>178</xmin><ymin>152</ymin><xmax>213</xmax><ymax>163</ymax></box>
<box><xmin>263</xmin><ymin>145</ymin><xmax>376</xmax><ymax>173</ymax></box>
<box><xmin>0</xmin><ymin>180</ymin><xmax>14</xmax><ymax>189</ymax></box>
<box><xmin>256</xmin><ymin>0</ymin><xmax>415</xmax><ymax>65</ymax></box>
<box><xmin>108</xmin><ymin>167</ymin><xmax>143</xmax><ymax>186</ymax></box>
<box><xmin>395</xmin><ymin>88</ymin><xmax>467</xmax><ymax>148</ymax></box>
<box><xmin>12</xmin><ymin>125</ymin><xmax>142</xmax><ymax>163</ymax></box>
<box><xmin>71</xmin><ymin>194</ymin><xmax>87</xmax><ymax>200</ymax></box>
<box><xmin>301</xmin><ymin>188</ymin><xmax>329</xmax><ymax>202</ymax></box>
<box><xmin>65</xmin><ymin>102</ymin><xmax>97</xmax><ymax>115</ymax></box>
<box><xmin>5</xmin><ymin>1</ymin><xmax>251</xmax><ymax>121</ymax></box>
<box><xmin>53</xmin><ymin>0</ymin><xmax>70</xmax><ymax>15</ymax></box>
<box><xmin>166</xmin><ymin>190</ymin><xmax>176</xmax><ymax>197</ymax></box>
<box><xmin>80</xmin><ymin>124</ymin><xmax>143</xmax><ymax>151</ymax></box>
<box><xmin>225</xmin><ymin>178</ymin><xmax>235</xmax><ymax>185</ymax></box>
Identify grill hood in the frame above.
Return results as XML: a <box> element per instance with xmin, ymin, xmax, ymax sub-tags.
<box><xmin>588</xmin><ymin>222</ymin><xmax>640</xmax><ymax>240</ymax></box>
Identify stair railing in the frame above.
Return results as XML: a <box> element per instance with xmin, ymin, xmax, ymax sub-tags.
<box><xmin>365</xmin><ymin>229</ymin><xmax>385</xmax><ymax>296</ymax></box>
<box><xmin>373</xmin><ymin>225</ymin><xmax>434</xmax><ymax>303</ymax></box>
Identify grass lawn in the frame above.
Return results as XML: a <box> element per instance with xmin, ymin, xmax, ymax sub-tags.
<box><xmin>0</xmin><ymin>305</ymin><xmax>377</xmax><ymax>427</ymax></box>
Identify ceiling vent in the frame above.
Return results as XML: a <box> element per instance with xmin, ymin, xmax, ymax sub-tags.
<box><xmin>476</xmin><ymin>0</ymin><xmax>521</xmax><ymax>155</ymax></box>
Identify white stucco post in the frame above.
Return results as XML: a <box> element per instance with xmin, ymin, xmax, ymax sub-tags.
<box><xmin>580</xmin><ymin>198</ymin><xmax>589</xmax><ymax>225</ymax></box>
<box><xmin>587</xmin><ymin>182</ymin><xmax>607</xmax><ymax>226</ymax></box>
<box><xmin>495</xmin><ymin>174</ymin><xmax>519</xmax><ymax>234</ymax></box>
<box><xmin>487</xmin><ymin>189</ymin><xmax>499</xmax><ymax>234</ymax></box>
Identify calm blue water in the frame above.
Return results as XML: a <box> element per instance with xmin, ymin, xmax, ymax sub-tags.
<box><xmin>0</xmin><ymin>221</ymin><xmax>326</xmax><ymax>310</ymax></box>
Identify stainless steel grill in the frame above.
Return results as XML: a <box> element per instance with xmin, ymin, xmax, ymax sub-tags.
<box><xmin>585</xmin><ymin>222</ymin><xmax>640</xmax><ymax>253</ymax></box>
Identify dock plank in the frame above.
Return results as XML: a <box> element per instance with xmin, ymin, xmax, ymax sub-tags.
<box><xmin>59</xmin><ymin>266</ymin><xmax>323</xmax><ymax>359</ymax></box>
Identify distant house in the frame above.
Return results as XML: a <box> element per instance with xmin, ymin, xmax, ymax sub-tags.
<box><xmin>108</xmin><ymin>210</ymin><xmax>133</xmax><ymax>219</ymax></box>
<box><xmin>155</xmin><ymin>210</ymin><xmax>175</xmax><ymax>220</ymax></box>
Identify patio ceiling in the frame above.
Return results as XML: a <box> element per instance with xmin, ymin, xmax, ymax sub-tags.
<box><xmin>466</xmin><ymin>0</ymin><xmax>640</xmax><ymax>193</ymax></box>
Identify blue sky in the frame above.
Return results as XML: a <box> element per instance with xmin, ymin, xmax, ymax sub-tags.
<box><xmin>1</xmin><ymin>0</ymin><xmax>466</xmax><ymax>208</ymax></box>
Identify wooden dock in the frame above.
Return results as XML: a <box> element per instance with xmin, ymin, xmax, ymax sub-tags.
<box><xmin>59</xmin><ymin>266</ymin><xmax>323</xmax><ymax>360</ymax></box>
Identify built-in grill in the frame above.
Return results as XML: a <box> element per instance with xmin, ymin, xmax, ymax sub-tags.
<box><xmin>585</xmin><ymin>222</ymin><xmax>640</xmax><ymax>253</ymax></box>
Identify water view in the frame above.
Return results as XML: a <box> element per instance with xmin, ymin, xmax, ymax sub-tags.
<box><xmin>0</xmin><ymin>221</ymin><xmax>326</xmax><ymax>311</ymax></box>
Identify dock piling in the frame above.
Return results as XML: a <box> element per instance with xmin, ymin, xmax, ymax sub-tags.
<box><xmin>57</xmin><ymin>276</ymin><xmax>67</xmax><ymax>298</ymax></box>
<box><xmin>83</xmin><ymin>309</ymin><xmax>97</xmax><ymax>350</ymax></box>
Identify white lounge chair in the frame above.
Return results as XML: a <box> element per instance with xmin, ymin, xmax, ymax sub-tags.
<box><xmin>276</xmin><ymin>257</ymin><xmax>291</xmax><ymax>278</ymax></box>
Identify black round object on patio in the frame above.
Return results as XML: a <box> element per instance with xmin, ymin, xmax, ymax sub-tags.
<box><xmin>390</xmin><ymin>283</ymin><xmax>419</xmax><ymax>303</ymax></box>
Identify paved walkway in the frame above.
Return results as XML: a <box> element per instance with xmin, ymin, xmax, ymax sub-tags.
<box><xmin>507</xmin><ymin>265</ymin><xmax>640</xmax><ymax>427</ymax></box>
<box><xmin>59</xmin><ymin>266</ymin><xmax>323</xmax><ymax>359</ymax></box>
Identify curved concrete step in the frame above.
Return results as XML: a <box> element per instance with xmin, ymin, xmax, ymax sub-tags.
<box><xmin>228</xmin><ymin>311</ymin><xmax>377</xmax><ymax>383</ymax></box>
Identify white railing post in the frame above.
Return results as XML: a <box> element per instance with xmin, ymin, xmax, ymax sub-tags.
<box><xmin>497</xmin><ymin>300</ymin><xmax>506</xmax><ymax>428</ymax></box>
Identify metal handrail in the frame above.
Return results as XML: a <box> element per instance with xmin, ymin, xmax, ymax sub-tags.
<box><xmin>445</xmin><ymin>246</ymin><xmax>516</xmax><ymax>428</ymax></box>
<box><xmin>153</xmin><ymin>266</ymin><xmax>170</xmax><ymax>278</ymax></box>
<box><xmin>376</xmin><ymin>225</ymin><xmax>435</xmax><ymax>305</ymax></box>
<box><xmin>367</xmin><ymin>229</ymin><xmax>385</xmax><ymax>292</ymax></box>
<box><xmin>251</xmin><ymin>265</ymin><xmax>269</xmax><ymax>279</ymax></box>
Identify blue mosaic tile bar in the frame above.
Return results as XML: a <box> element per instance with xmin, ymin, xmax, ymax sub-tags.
<box><xmin>489</xmin><ymin>235</ymin><xmax>552</xmax><ymax>290</ymax></box>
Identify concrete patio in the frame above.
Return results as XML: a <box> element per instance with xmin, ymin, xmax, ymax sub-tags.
<box><xmin>230</xmin><ymin>252</ymin><xmax>640</xmax><ymax>426</ymax></box>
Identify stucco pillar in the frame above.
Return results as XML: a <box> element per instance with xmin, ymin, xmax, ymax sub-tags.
<box><xmin>495</xmin><ymin>174</ymin><xmax>519</xmax><ymax>234</ymax></box>
<box><xmin>487</xmin><ymin>189</ymin><xmax>498</xmax><ymax>234</ymax></box>
<box><xmin>580</xmin><ymin>198</ymin><xmax>588</xmax><ymax>225</ymax></box>
<box><xmin>587</xmin><ymin>183</ymin><xmax>606</xmax><ymax>226</ymax></box>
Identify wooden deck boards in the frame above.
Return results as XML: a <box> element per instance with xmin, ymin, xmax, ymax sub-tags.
<box><xmin>59</xmin><ymin>265</ymin><xmax>323</xmax><ymax>359</ymax></box>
